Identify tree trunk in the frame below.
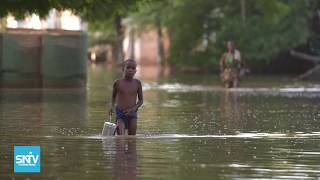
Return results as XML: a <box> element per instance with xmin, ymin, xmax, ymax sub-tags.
<box><xmin>290</xmin><ymin>50</ymin><xmax>320</xmax><ymax>80</ymax></box>
<box><xmin>128</xmin><ymin>27</ymin><xmax>135</xmax><ymax>59</ymax></box>
<box><xmin>290</xmin><ymin>50</ymin><xmax>320</xmax><ymax>63</ymax></box>
<box><xmin>0</xmin><ymin>18</ymin><xmax>6</xmax><ymax>32</ymax></box>
<box><xmin>55</xmin><ymin>10</ymin><xmax>62</xmax><ymax>29</ymax></box>
<box><xmin>156</xmin><ymin>16</ymin><xmax>164</xmax><ymax>66</ymax></box>
<box><xmin>114</xmin><ymin>15</ymin><xmax>124</xmax><ymax>64</ymax></box>
<box><xmin>240</xmin><ymin>0</ymin><xmax>246</xmax><ymax>25</ymax></box>
<box><xmin>295</xmin><ymin>65</ymin><xmax>320</xmax><ymax>80</ymax></box>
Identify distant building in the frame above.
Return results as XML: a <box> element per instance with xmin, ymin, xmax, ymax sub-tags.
<box><xmin>123</xmin><ymin>28</ymin><xmax>170</xmax><ymax>65</ymax></box>
<box><xmin>1</xmin><ymin>9</ymin><xmax>87</xmax><ymax>88</ymax></box>
<box><xmin>6</xmin><ymin>9</ymin><xmax>86</xmax><ymax>31</ymax></box>
<box><xmin>119</xmin><ymin>16</ymin><xmax>169</xmax><ymax>65</ymax></box>
<box><xmin>6</xmin><ymin>10</ymin><xmax>170</xmax><ymax>66</ymax></box>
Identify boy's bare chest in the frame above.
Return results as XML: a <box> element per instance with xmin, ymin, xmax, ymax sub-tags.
<box><xmin>118</xmin><ymin>81</ymin><xmax>138</xmax><ymax>95</ymax></box>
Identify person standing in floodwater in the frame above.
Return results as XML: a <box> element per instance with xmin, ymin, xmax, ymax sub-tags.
<box><xmin>109</xmin><ymin>59</ymin><xmax>143</xmax><ymax>135</ymax></box>
<box><xmin>219</xmin><ymin>41</ymin><xmax>242</xmax><ymax>88</ymax></box>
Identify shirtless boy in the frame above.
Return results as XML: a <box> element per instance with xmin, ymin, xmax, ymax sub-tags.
<box><xmin>109</xmin><ymin>59</ymin><xmax>143</xmax><ymax>135</ymax></box>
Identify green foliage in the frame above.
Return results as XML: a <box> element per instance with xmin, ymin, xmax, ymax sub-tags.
<box><xmin>87</xmin><ymin>19</ymin><xmax>116</xmax><ymax>46</ymax></box>
<box><xmin>0</xmin><ymin>0</ymin><xmax>144</xmax><ymax>48</ymax></box>
<box><xmin>153</xmin><ymin>0</ymin><xmax>313</xmax><ymax>70</ymax></box>
<box><xmin>0</xmin><ymin>0</ymin><xmax>52</xmax><ymax>18</ymax></box>
<box><xmin>164</xmin><ymin>0</ymin><xmax>221</xmax><ymax>69</ymax></box>
<box><xmin>1</xmin><ymin>0</ymin><xmax>316</xmax><ymax>70</ymax></box>
<box><xmin>0</xmin><ymin>0</ymin><xmax>142</xmax><ymax>20</ymax></box>
<box><xmin>215</xmin><ymin>0</ymin><xmax>310</xmax><ymax>64</ymax></box>
<box><xmin>128</xmin><ymin>1</ymin><xmax>173</xmax><ymax>34</ymax></box>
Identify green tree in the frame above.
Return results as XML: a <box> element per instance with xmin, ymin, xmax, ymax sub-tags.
<box><xmin>165</xmin><ymin>0</ymin><xmax>221</xmax><ymax>70</ymax></box>
<box><xmin>160</xmin><ymin>0</ymin><xmax>313</xmax><ymax>72</ymax></box>
<box><xmin>0</xmin><ymin>0</ymin><xmax>143</xmax><ymax>62</ymax></box>
<box><xmin>81</xmin><ymin>0</ymin><xmax>143</xmax><ymax>63</ymax></box>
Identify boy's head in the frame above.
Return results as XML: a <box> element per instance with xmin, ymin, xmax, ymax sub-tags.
<box><xmin>227</xmin><ymin>41</ymin><xmax>235</xmax><ymax>51</ymax></box>
<box><xmin>123</xmin><ymin>59</ymin><xmax>137</xmax><ymax>79</ymax></box>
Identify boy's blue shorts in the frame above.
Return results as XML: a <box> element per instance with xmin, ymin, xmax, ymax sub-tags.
<box><xmin>116</xmin><ymin>107</ymin><xmax>138</xmax><ymax>129</ymax></box>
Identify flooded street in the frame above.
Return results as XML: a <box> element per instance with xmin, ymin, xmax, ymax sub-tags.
<box><xmin>1</xmin><ymin>65</ymin><xmax>320</xmax><ymax>179</ymax></box>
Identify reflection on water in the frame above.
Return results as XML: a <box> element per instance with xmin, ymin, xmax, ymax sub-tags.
<box><xmin>136</xmin><ymin>65</ymin><xmax>170</xmax><ymax>80</ymax></box>
<box><xmin>0</xmin><ymin>89</ymin><xmax>87</xmax><ymax>137</ymax></box>
<box><xmin>220</xmin><ymin>91</ymin><xmax>245</xmax><ymax>131</ymax></box>
<box><xmin>0</xmin><ymin>65</ymin><xmax>320</xmax><ymax>179</ymax></box>
<box><xmin>102</xmin><ymin>138</ymin><xmax>137</xmax><ymax>180</ymax></box>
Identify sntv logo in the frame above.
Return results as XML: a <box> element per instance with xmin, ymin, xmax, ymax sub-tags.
<box><xmin>14</xmin><ymin>146</ymin><xmax>40</xmax><ymax>173</ymax></box>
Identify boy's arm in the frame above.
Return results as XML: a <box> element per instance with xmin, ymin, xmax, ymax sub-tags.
<box><xmin>134</xmin><ymin>80</ymin><xmax>143</xmax><ymax>111</ymax></box>
<box><xmin>124</xmin><ymin>80</ymin><xmax>143</xmax><ymax>114</ymax></box>
<box><xmin>109</xmin><ymin>80</ymin><xmax>118</xmax><ymax>114</ymax></box>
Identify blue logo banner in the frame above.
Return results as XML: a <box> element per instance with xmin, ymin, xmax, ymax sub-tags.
<box><xmin>14</xmin><ymin>146</ymin><xmax>41</xmax><ymax>173</ymax></box>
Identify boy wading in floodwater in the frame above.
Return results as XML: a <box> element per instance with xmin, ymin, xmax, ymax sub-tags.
<box><xmin>109</xmin><ymin>59</ymin><xmax>143</xmax><ymax>135</ymax></box>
